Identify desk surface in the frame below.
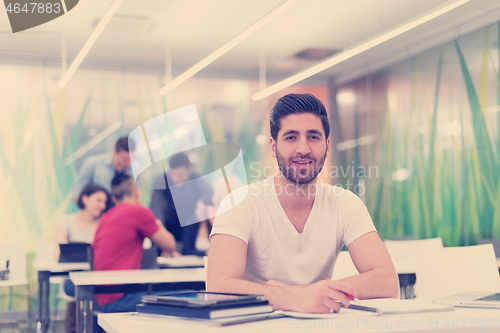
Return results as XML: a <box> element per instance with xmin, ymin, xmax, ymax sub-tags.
<box><xmin>99</xmin><ymin>307</ymin><xmax>500</xmax><ymax>333</ymax></box>
<box><xmin>69</xmin><ymin>268</ymin><xmax>205</xmax><ymax>285</ymax></box>
<box><xmin>32</xmin><ymin>260</ymin><xmax>90</xmax><ymax>272</ymax></box>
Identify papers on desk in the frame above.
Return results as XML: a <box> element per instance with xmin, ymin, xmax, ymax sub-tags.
<box><xmin>279</xmin><ymin>308</ymin><xmax>379</xmax><ymax>319</ymax></box>
<box><xmin>156</xmin><ymin>255</ymin><xmax>205</xmax><ymax>267</ymax></box>
<box><xmin>279</xmin><ymin>299</ymin><xmax>454</xmax><ymax>318</ymax></box>
<box><xmin>350</xmin><ymin>299</ymin><xmax>455</xmax><ymax>315</ymax></box>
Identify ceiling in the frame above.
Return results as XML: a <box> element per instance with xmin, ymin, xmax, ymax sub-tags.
<box><xmin>1</xmin><ymin>0</ymin><xmax>500</xmax><ymax>85</ymax></box>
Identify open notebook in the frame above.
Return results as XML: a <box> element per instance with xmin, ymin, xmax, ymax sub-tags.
<box><xmin>281</xmin><ymin>299</ymin><xmax>454</xmax><ymax>318</ymax></box>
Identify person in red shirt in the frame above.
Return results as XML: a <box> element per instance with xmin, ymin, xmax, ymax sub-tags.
<box><xmin>92</xmin><ymin>173</ymin><xmax>177</xmax><ymax>317</ymax></box>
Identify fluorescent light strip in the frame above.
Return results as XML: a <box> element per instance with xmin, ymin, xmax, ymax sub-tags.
<box><xmin>58</xmin><ymin>0</ymin><xmax>123</xmax><ymax>89</ymax></box>
<box><xmin>63</xmin><ymin>120</ymin><xmax>122</xmax><ymax>166</ymax></box>
<box><xmin>60</xmin><ymin>0</ymin><xmax>68</xmax><ymax>13</ymax></box>
<box><xmin>252</xmin><ymin>0</ymin><xmax>470</xmax><ymax>101</ymax></box>
<box><xmin>159</xmin><ymin>0</ymin><xmax>299</xmax><ymax>95</ymax></box>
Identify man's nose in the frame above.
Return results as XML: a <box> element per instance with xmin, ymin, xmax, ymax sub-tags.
<box><xmin>295</xmin><ymin>137</ymin><xmax>311</xmax><ymax>155</ymax></box>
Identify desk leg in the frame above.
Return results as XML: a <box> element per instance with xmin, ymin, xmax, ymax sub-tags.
<box><xmin>37</xmin><ymin>271</ymin><xmax>51</xmax><ymax>333</ymax></box>
<box><xmin>76</xmin><ymin>285</ymin><xmax>94</xmax><ymax>333</ymax></box>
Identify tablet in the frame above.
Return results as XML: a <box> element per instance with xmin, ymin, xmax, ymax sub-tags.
<box><xmin>141</xmin><ymin>291</ymin><xmax>266</xmax><ymax>307</ymax></box>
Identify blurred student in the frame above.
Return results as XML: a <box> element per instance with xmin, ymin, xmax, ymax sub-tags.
<box><xmin>54</xmin><ymin>184</ymin><xmax>110</xmax><ymax>333</ymax></box>
<box><xmin>150</xmin><ymin>152</ymin><xmax>213</xmax><ymax>256</ymax></box>
<box><xmin>71</xmin><ymin>137</ymin><xmax>135</xmax><ymax>201</ymax></box>
<box><xmin>92</xmin><ymin>174</ymin><xmax>176</xmax><ymax>322</ymax></box>
<box><xmin>54</xmin><ymin>184</ymin><xmax>111</xmax><ymax>261</ymax></box>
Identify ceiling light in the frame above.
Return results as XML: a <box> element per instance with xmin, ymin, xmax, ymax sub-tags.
<box><xmin>337</xmin><ymin>91</ymin><xmax>356</xmax><ymax>104</ymax></box>
<box><xmin>159</xmin><ymin>0</ymin><xmax>299</xmax><ymax>95</ymax></box>
<box><xmin>252</xmin><ymin>0</ymin><xmax>470</xmax><ymax>101</ymax></box>
<box><xmin>58</xmin><ymin>0</ymin><xmax>123</xmax><ymax>89</ymax></box>
<box><xmin>63</xmin><ymin>120</ymin><xmax>122</xmax><ymax>166</ymax></box>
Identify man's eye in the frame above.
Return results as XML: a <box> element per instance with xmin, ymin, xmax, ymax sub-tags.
<box><xmin>285</xmin><ymin>136</ymin><xmax>295</xmax><ymax>140</ymax></box>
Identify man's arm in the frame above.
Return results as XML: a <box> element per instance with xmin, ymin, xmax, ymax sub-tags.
<box><xmin>342</xmin><ymin>231</ymin><xmax>399</xmax><ymax>299</ymax></box>
<box><xmin>149</xmin><ymin>219</ymin><xmax>177</xmax><ymax>253</ymax></box>
<box><xmin>53</xmin><ymin>226</ymin><xmax>68</xmax><ymax>261</ymax></box>
<box><xmin>208</xmin><ymin>234</ymin><xmax>355</xmax><ymax>313</ymax></box>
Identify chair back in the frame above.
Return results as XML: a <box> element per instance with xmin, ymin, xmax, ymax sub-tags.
<box><xmin>479</xmin><ymin>239</ymin><xmax>500</xmax><ymax>257</ymax></box>
<box><xmin>415</xmin><ymin>244</ymin><xmax>500</xmax><ymax>299</ymax></box>
<box><xmin>331</xmin><ymin>251</ymin><xmax>359</xmax><ymax>280</ymax></box>
<box><xmin>384</xmin><ymin>237</ymin><xmax>443</xmax><ymax>272</ymax></box>
<box><xmin>86</xmin><ymin>246</ymin><xmax>94</xmax><ymax>271</ymax></box>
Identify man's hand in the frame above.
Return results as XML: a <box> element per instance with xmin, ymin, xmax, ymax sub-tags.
<box><xmin>161</xmin><ymin>250</ymin><xmax>182</xmax><ymax>258</ymax></box>
<box><xmin>282</xmin><ymin>279</ymin><xmax>355</xmax><ymax>313</ymax></box>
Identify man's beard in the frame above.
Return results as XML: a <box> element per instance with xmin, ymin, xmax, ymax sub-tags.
<box><xmin>275</xmin><ymin>148</ymin><xmax>327</xmax><ymax>184</ymax></box>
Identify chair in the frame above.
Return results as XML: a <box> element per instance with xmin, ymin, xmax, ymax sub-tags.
<box><xmin>140</xmin><ymin>238</ymin><xmax>159</xmax><ymax>270</ymax></box>
<box><xmin>479</xmin><ymin>239</ymin><xmax>500</xmax><ymax>257</ymax></box>
<box><xmin>0</xmin><ymin>242</ymin><xmax>31</xmax><ymax>321</ymax></box>
<box><xmin>384</xmin><ymin>237</ymin><xmax>443</xmax><ymax>299</ymax></box>
<box><xmin>415</xmin><ymin>244</ymin><xmax>500</xmax><ymax>299</ymax></box>
<box><xmin>331</xmin><ymin>251</ymin><xmax>359</xmax><ymax>280</ymax></box>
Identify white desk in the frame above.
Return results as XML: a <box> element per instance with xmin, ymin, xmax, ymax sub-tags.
<box><xmin>32</xmin><ymin>260</ymin><xmax>90</xmax><ymax>333</ymax></box>
<box><xmin>99</xmin><ymin>307</ymin><xmax>500</xmax><ymax>333</ymax></box>
<box><xmin>70</xmin><ymin>268</ymin><xmax>206</xmax><ymax>333</ymax></box>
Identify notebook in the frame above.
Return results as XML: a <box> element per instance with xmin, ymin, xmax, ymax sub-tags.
<box><xmin>346</xmin><ymin>298</ymin><xmax>454</xmax><ymax>315</ymax></box>
<box><xmin>434</xmin><ymin>291</ymin><xmax>500</xmax><ymax>309</ymax></box>
<box><xmin>58</xmin><ymin>242</ymin><xmax>90</xmax><ymax>263</ymax></box>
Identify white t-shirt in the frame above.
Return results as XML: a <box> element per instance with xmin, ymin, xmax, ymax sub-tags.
<box><xmin>210</xmin><ymin>177</ymin><xmax>376</xmax><ymax>285</ymax></box>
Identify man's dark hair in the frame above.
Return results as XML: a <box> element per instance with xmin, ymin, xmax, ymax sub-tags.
<box><xmin>270</xmin><ymin>93</ymin><xmax>330</xmax><ymax>141</ymax></box>
<box><xmin>115</xmin><ymin>137</ymin><xmax>135</xmax><ymax>153</ymax></box>
<box><xmin>111</xmin><ymin>174</ymin><xmax>136</xmax><ymax>201</ymax></box>
<box><xmin>169</xmin><ymin>152</ymin><xmax>191</xmax><ymax>169</ymax></box>
<box><xmin>77</xmin><ymin>184</ymin><xmax>111</xmax><ymax>212</ymax></box>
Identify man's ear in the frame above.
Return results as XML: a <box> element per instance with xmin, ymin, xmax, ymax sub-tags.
<box><xmin>270</xmin><ymin>137</ymin><xmax>277</xmax><ymax>158</ymax></box>
<box><xmin>326</xmin><ymin>137</ymin><xmax>330</xmax><ymax>157</ymax></box>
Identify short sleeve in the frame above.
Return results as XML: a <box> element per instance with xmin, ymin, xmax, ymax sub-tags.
<box><xmin>135</xmin><ymin>206</ymin><xmax>160</xmax><ymax>239</ymax></box>
<box><xmin>340</xmin><ymin>192</ymin><xmax>377</xmax><ymax>246</ymax></box>
<box><xmin>209</xmin><ymin>187</ymin><xmax>254</xmax><ymax>244</ymax></box>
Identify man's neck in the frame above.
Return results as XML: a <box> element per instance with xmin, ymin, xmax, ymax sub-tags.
<box><xmin>116</xmin><ymin>197</ymin><xmax>138</xmax><ymax>206</ymax></box>
<box><xmin>273</xmin><ymin>173</ymin><xmax>317</xmax><ymax>208</ymax></box>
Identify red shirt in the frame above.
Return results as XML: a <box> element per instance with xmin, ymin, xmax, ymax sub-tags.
<box><xmin>92</xmin><ymin>203</ymin><xmax>159</xmax><ymax>306</ymax></box>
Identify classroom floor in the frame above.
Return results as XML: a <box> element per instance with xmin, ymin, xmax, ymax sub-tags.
<box><xmin>0</xmin><ymin>320</ymin><xmax>65</xmax><ymax>333</ymax></box>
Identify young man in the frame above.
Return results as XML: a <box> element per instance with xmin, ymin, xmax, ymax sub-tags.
<box><xmin>72</xmin><ymin>137</ymin><xmax>135</xmax><ymax>200</ymax></box>
<box><xmin>208</xmin><ymin>93</ymin><xmax>398</xmax><ymax>314</ymax></box>
<box><xmin>150</xmin><ymin>152</ymin><xmax>213</xmax><ymax>256</ymax></box>
<box><xmin>92</xmin><ymin>174</ymin><xmax>177</xmax><ymax>314</ymax></box>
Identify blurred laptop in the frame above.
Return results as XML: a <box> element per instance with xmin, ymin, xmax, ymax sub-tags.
<box><xmin>434</xmin><ymin>291</ymin><xmax>500</xmax><ymax>309</ymax></box>
<box><xmin>58</xmin><ymin>242</ymin><xmax>90</xmax><ymax>263</ymax></box>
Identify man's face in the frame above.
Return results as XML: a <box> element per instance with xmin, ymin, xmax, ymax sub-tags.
<box><xmin>113</xmin><ymin>150</ymin><xmax>131</xmax><ymax>172</ymax></box>
<box><xmin>270</xmin><ymin>113</ymin><xmax>330</xmax><ymax>184</ymax></box>
<box><xmin>169</xmin><ymin>166</ymin><xmax>192</xmax><ymax>186</ymax></box>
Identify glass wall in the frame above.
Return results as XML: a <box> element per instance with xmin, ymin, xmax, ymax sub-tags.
<box><xmin>335</xmin><ymin>22</ymin><xmax>500</xmax><ymax>246</ymax></box>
